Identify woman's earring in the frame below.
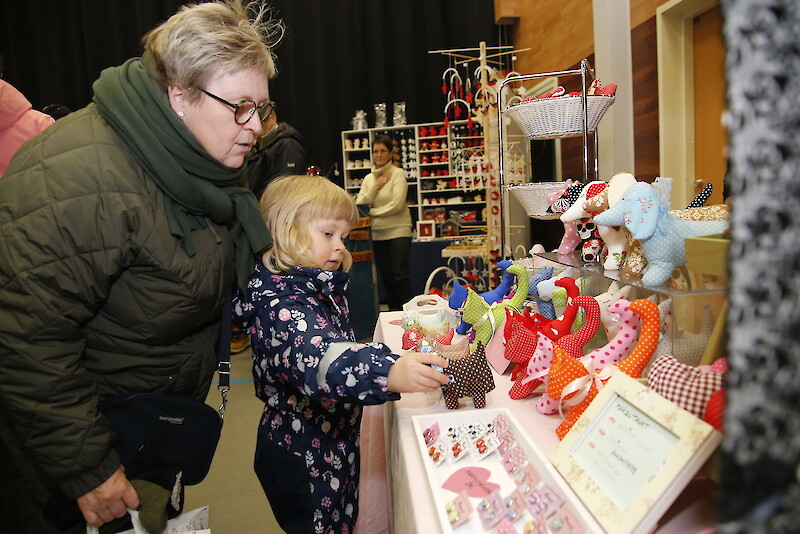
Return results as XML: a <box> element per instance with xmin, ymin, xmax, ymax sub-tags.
<box><xmin>178</xmin><ymin>111</ymin><xmax>185</xmax><ymax>117</ymax></box>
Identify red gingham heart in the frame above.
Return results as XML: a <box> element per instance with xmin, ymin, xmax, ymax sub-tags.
<box><xmin>647</xmin><ymin>355</ymin><xmax>726</xmax><ymax>418</ymax></box>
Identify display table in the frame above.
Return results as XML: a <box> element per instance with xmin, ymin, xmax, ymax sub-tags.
<box><xmin>356</xmin><ymin>311</ymin><xmax>719</xmax><ymax>534</ymax></box>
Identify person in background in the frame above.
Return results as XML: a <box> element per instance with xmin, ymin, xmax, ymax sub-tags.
<box><xmin>0</xmin><ymin>1</ymin><xmax>278</xmax><ymax>532</ymax></box>
<box><xmin>0</xmin><ymin>53</ymin><xmax>55</xmax><ymax>177</ymax></box>
<box><xmin>230</xmin><ymin>104</ymin><xmax>310</xmax><ymax>353</ymax></box>
<box><xmin>234</xmin><ymin>174</ymin><xmax>448</xmax><ymax>534</ymax></box>
<box><xmin>245</xmin><ymin>104</ymin><xmax>309</xmax><ymax>200</ymax></box>
<box><xmin>43</xmin><ymin>103</ymin><xmax>73</xmax><ymax>120</ymax></box>
<box><xmin>356</xmin><ymin>134</ymin><xmax>413</xmax><ymax>310</ymax></box>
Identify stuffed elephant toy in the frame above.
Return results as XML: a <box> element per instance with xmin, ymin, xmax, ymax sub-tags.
<box><xmin>559</xmin><ymin>181</ymin><xmax>608</xmax><ymax>262</ymax></box>
<box><xmin>593</xmin><ymin>179</ymin><xmax>729</xmax><ymax>287</ymax></box>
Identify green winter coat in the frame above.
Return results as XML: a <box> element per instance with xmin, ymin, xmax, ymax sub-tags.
<box><xmin>0</xmin><ymin>104</ymin><xmax>234</xmax><ymax>533</ymax></box>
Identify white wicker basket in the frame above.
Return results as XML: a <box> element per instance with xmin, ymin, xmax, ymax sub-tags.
<box><xmin>505</xmin><ymin>95</ymin><xmax>615</xmax><ymax>140</ymax></box>
<box><xmin>509</xmin><ymin>182</ymin><xmax>565</xmax><ymax>219</ymax></box>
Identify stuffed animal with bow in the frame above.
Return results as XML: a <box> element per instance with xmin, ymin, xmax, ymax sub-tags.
<box><xmin>547</xmin><ymin>298</ymin><xmax>660</xmax><ymax>439</ymax></box>
<box><xmin>523</xmin><ymin>298</ymin><xmax>641</xmax><ymax>415</ymax></box>
<box><xmin>449</xmin><ymin>260</ymin><xmax>516</xmax><ymax>335</ymax></box>
<box><xmin>455</xmin><ymin>263</ymin><xmax>530</xmax><ymax>350</ymax></box>
<box><xmin>503</xmin><ymin>277</ymin><xmax>581</xmax><ymax>387</ymax></box>
<box><xmin>593</xmin><ymin>178</ymin><xmax>729</xmax><ymax>287</ymax></box>
<box><xmin>508</xmin><ymin>294</ymin><xmax>600</xmax><ymax>404</ymax></box>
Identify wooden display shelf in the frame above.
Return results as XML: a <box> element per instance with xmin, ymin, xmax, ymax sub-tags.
<box><xmin>685</xmin><ymin>233</ymin><xmax>729</xmax><ymax>277</ymax></box>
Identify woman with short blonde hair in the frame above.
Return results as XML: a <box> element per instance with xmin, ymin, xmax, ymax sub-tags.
<box><xmin>0</xmin><ymin>2</ymin><xmax>284</xmax><ymax>532</ymax></box>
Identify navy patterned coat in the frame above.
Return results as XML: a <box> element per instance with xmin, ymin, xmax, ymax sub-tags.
<box><xmin>234</xmin><ymin>263</ymin><xmax>400</xmax><ymax>533</ymax></box>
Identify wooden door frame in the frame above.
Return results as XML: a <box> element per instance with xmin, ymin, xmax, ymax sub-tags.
<box><xmin>657</xmin><ymin>0</ymin><xmax>720</xmax><ymax>206</ymax></box>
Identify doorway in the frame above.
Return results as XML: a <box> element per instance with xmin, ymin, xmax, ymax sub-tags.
<box><xmin>692</xmin><ymin>4</ymin><xmax>727</xmax><ymax>205</ymax></box>
<box><xmin>657</xmin><ymin>0</ymin><xmax>727</xmax><ymax>207</ymax></box>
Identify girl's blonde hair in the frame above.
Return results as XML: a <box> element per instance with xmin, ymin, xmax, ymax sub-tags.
<box><xmin>260</xmin><ymin>175</ymin><xmax>360</xmax><ymax>273</ymax></box>
<box><xmin>143</xmin><ymin>0</ymin><xmax>284</xmax><ymax>100</ymax></box>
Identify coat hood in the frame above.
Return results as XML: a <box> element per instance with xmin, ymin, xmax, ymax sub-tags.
<box><xmin>0</xmin><ymin>80</ymin><xmax>33</xmax><ymax>131</ymax></box>
<box><xmin>261</xmin><ymin>121</ymin><xmax>305</xmax><ymax>149</ymax></box>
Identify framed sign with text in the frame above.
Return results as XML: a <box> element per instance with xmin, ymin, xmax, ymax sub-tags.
<box><xmin>552</xmin><ymin>371</ymin><xmax>721</xmax><ymax>534</ymax></box>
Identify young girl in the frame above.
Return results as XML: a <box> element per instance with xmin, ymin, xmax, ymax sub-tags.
<box><xmin>234</xmin><ymin>175</ymin><xmax>449</xmax><ymax>534</ymax></box>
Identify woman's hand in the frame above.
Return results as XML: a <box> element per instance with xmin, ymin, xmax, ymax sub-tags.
<box><xmin>374</xmin><ymin>174</ymin><xmax>392</xmax><ymax>190</ymax></box>
<box><xmin>387</xmin><ymin>351</ymin><xmax>449</xmax><ymax>393</ymax></box>
<box><xmin>77</xmin><ymin>466</ymin><xmax>140</xmax><ymax>528</ymax></box>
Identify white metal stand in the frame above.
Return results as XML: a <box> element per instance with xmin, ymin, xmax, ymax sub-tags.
<box><xmin>496</xmin><ymin>58</ymin><xmax>601</xmax><ymax>257</ymax></box>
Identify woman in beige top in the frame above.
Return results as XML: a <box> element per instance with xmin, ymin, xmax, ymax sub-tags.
<box><xmin>356</xmin><ymin>134</ymin><xmax>413</xmax><ymax>310</ymax></box>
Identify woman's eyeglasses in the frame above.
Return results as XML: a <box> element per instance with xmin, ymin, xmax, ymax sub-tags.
<box><xmin>200</xmin><ymin>89</ymin><xmax>275</xmax><ymax>125</ymax></box>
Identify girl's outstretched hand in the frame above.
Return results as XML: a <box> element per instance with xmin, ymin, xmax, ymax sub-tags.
<box><xmin>387</xmin><ymin>351</ymin><xmax>449</xmax><ymax>393</ymax></box>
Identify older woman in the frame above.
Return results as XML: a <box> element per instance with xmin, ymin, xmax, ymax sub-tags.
<box><xmin>0</xmin><ymin>1</ymin><xmax>278</xmax><ymax>532</ymax></box>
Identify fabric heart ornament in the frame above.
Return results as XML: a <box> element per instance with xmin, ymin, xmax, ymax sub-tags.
<box><xmin>485</xmin><ymin>315</ymin><xmax>513</xmax><ymax>374</ymax></box>
<box><xmin>442</xmin><ymin>466</ymin><xmax>500</xmax><ymax>498</ymax></box>
<box><xmin>647</xmin><ymin>355</ymin><xmax>726</xmax><ymax>419</ymax></box>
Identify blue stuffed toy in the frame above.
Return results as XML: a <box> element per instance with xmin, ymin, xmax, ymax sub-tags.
<box><xmin>593</xmin><ymin>178</ymin><xmax>728</xmax><ymax>287</ymax></box>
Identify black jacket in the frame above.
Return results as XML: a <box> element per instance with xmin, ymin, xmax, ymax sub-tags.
<box><xmin>246</xmin><ymin>121</ymin><xmax>309</xmax><ymax>200</ymax></box>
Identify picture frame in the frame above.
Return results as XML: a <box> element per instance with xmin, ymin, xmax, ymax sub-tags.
<box><xmin>551</xmin><ymin>371</ymin><xmax>722</xmax><ymax>534</ymax></box>
<box><xmin>417</xmin><ymin>220</ymin><xmax>436</xmax><ymax>240</ymax></box>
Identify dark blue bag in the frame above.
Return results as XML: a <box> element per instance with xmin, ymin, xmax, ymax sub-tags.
<box><xmin>100</xmin><ymin>392</ymin><xmax>223</xmax><ymax>485</ymax></box>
